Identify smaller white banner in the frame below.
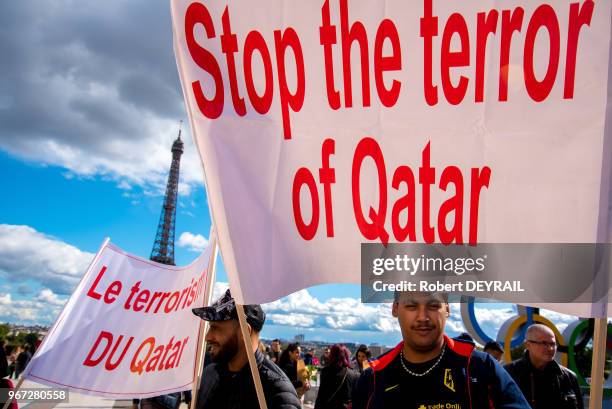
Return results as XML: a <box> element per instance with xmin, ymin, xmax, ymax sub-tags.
<box><xmin>24</xmin><ymin>239</ymin><xmax>211</xmax><ymax>399</ymax></box>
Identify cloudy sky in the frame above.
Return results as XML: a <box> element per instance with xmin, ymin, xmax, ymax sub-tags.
<box><xmin>0</xmin><ymin>0</ymin><xmax>581</xmax><ymax>347</ymax></box>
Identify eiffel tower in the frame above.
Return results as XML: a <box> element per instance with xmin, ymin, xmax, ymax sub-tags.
<box><xmin>150</xmin><ymin>124</ymin><xmax>184</xmax><ymax>265</ymax></box>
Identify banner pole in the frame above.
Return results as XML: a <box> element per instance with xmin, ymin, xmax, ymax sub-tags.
<box><xmin>588</xmin><ymin>315</ymin><xmax>608</xmax><ymax>409</ymax></box>
<box><xmin>236</xmin><ymin>303</ymin><xmax>269</xmax><ymax>409</ymax></box>
<box><xmin>190</xmin><ymin>227</ymin><xmax>219</xmax><ymax>409</ymax></box>
<box><xmin>589</xmin><ymin>8</ymin><xmax>612</xmax><ymax>407</ymax></box>
<box><xmin>2</xmin><ymin>376</ymin><xmax>24</xmax><ymax>409</ymax></box>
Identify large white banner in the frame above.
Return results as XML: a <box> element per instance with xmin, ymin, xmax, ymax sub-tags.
<box><xmin>24</xmin><ymin>240</ymin><xmax>211</xmax><ymax>398</ymax></box>
<box><xmin>171</xmin><ymin>0</ymin><xmax>612</xmax><ymax>306</ymax></box>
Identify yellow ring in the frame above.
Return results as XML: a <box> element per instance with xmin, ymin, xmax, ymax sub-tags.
<box><xmin>503</xmin><ymin>314</ymin><xmax>567</xmax><ymax>366</ymax></box>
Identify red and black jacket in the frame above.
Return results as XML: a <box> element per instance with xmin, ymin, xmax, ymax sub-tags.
<box><xmin>351</xmin><ymin>335</ymin><xmax>530</xmax><ymax>409</ymax></box>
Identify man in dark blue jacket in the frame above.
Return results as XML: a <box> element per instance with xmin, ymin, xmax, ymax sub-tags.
<box><xmin>352</xmin><ymin>292</ymin><xmax>530</xmax><ymax>409</ymax></box>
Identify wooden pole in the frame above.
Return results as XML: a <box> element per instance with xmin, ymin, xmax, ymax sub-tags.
<box><xmin>588</xmin><ymin>316</ymin><xmax>608</xmax><ymax>409</ymax></box>
<box><xmin>190</xmin><ymin>228</ymin><xmax>219</xmax><ymax>409</ymax></box>
<box><xmin>178</xmin><ymin>66</ymin><xmax>268</xmax><ymax>406</ymax></box>
<box><xmin>236</xmin><ymin>303</ymin><xmax>269</xmax><ymax>409</ymax></box>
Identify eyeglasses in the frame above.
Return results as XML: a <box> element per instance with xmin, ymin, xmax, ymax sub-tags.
<box><xmin>527</xmin><ymin>340</ymin><xmax>557</xmax><ymax>348</ymax></box>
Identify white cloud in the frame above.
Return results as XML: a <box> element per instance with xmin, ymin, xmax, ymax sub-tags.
<box><xmin>0</xmin><ymin>289</ymin><xmax>67</xmax><ymax>325</ymax></box>
<box><xmin>0</xmin><ymin>1</ymin><xmax>205</xmax><ymax>196</ymax></box>
<box><xmin>0</xmin><ymin>224</ymin><xmax>94</xmax><ymax>294</ymax></box>
<box><xmin>212</xmin><ymin>282</ymin><xmax>230</xmax><ymax>302</ymax></box>
<box><xmin>538</xmin><ymin>309</ymin><xmax>580</xmax><ymax>333</ymax></box>
<box><xmin>268</xmin><ymin>313</ymin><xmax>315</xmax><ymax>327</ymax></box>
<box><xmin>117</xmin><ymin>180</ymin><xmax>132</xmax><ymax>190</ymax></box>
<box><xmin>36</xmin><ymin>288</ymin><xmax>66</xmax><ymax>306</ymax></box>
<box><xmin>265</xmin><ymin>290</ymin><xmax>398</xmax><ymax>332</ymax></box>
<box><xmin>472</xmin><ymin>305</ymin><xmax>516</xmax><ymax>329</ymax></box>
<box><xmin>445</xmin><ymin>318</ymin><xmax>467</xmax><ymax>334</ymax></box>
<box><xmin>177</xmin><ymin>232</ymin><xmax>209</xmax><ymax>252</ymax></box>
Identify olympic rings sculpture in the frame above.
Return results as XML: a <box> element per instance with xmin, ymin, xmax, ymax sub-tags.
<box><xmin>460</xmin><ymin>297</ymin><xmax>610</xmax><ymax>394</ymax></box>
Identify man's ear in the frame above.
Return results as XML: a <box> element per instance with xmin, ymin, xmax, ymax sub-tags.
<box><xmin>392</xmin><ymin>302</ymin><xmax>399</xmax><ymax>318</ymax></box>
<box><xmin>233</xmin><ymin>318</ymin><xmax>253</xmax><ymax>335</ymax></box>
<box><xmin>444</xmin><ymin>303</ymin><xmax>450</xmax><ymax>317</ymax></box>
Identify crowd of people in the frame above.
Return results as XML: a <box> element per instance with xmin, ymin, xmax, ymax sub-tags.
<box><xmin>0</xmin><ymin>342</ymin><xmax>34</xmax><ymax>408</ymax></box>
<box><xmin>188</xmin><ymin>289</ymin><xmax>584</xmax><ymax>409</ymax></box>
<box><xmin>255</xmin><ymin>341</ymin><xmax>372</xmax><ymax>406</ymax></box>
<box><xmin>1</xmin><ymin>289</ymin><xmax>585</xmax><ymax>409</ymax></box>
<box><xmin>0</xmin><ymin>342</ymin><xmax>33</xmax><ymax>380</ymax></box>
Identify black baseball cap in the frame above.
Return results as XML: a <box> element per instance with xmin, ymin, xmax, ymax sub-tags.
<box><xmin>192</xmin><ymin>289</ymin><xmax>266</xmax><ymax>332</ymax></box>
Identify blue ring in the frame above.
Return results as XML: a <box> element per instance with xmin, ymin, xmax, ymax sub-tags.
<box><xmin>465</xmin><ymin>300</ymin><xmax>537</xmax><ymax>348</ymax></box>
<box><xmin>466</xmin><ymin>299</ymin><xmax>492</xmax><ymax>343</ymax></box>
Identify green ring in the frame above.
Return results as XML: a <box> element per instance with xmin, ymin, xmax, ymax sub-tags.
<box><xmin>567</xmin><ymin>320</ymin><xmax>612</xmax><ymax>397</ymax></box>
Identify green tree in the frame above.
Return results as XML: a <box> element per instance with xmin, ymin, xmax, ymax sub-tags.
<box><xmin>24</xmin><ymin>332</ymin><xmax>39</xmax><ymax>347</ymax></box>
<box><xmin>14</xmin><ymin>332</ymin><xmax>27</xmax><ymax>346</ymax></box>
<box><xmin>0</xmin><ymin>323</ymin><xmax>9</xmax><ymax>341</ymax></box>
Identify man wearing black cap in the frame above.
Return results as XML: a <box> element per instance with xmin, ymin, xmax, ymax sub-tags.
<box><xmin>192</xmin><ymin>289</ymin><xmax>301</xmax><ymax>409</ymax></box>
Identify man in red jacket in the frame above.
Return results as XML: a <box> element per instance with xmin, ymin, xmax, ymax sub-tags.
<box><xmin>352</xmin><ymin>291</ymin><xmax>530</xmax><ymax>409</ymax></box>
